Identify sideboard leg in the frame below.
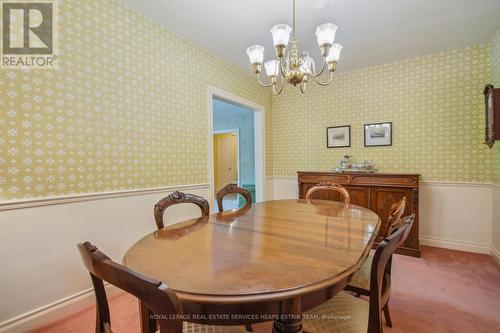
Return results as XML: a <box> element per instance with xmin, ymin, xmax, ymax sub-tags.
<box><xmin>273</xmin><ymin>297</ymin><xmax>302</xmax><ymax>333</ymax></box>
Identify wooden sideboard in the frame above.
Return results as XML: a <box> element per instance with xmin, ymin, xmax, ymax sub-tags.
<box><xmin>298</xmin><ymin>171</ymin><xmax>421</xmax><ymax>257</ymax></box>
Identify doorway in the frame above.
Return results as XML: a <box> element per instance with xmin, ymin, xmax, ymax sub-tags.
<box><xmin>208</xmin><ymin>87</ymin><xmax>265</xmax><ymax>212</ymax></box>
<box><xmin>212</xmin><ymin>99</ymin><xmax>254</xmax><ymax>210</ymax></box>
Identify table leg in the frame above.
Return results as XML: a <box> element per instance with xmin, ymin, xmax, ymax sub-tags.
<box><xmin>273</xmin><ymin>297</ymin><xmax>302</xmax><ymax>333</ymax></box>
<box><xmin>139</xmin><ymin>300</ymin><xmax>156</xmax><ymax>333</ymax></box>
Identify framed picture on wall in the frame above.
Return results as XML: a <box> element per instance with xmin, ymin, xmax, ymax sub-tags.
<box><xmin>364</xmin><ymin>122</ymin><xmax>392</xmax><ymax>147</ymax></box>
<box><xmin>327</xmin><ymin>125</ymin><xmax>350</xmax><ymax>148</ymax></box>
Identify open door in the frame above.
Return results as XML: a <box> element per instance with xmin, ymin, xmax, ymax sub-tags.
<box><xmin>213</xmin><ymin>132</ymin><xmax>238</xmax><ymax>191</ymax></box>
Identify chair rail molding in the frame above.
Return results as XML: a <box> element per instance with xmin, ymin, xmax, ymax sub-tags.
<box><xmin>0</xmin><ymin>183</ymin><xmax>210</xmax><ymax>211</ymax></box>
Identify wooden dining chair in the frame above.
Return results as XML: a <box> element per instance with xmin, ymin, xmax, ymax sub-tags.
<box><xmin>216</xmin><ymin>184</ymin><xmax>252</xmax><ymax>212</ymax></box>
<box><xmin>344</xmin><ymin>197</ymin><xmax>407</xmax><ymax>327</ymax></box>
<box><xmin>302</xmin><ymin>214</ymin><xmax>415</xmax><ymax>333</ymax></box>
<box><xmin>305</xmin><ymin>182</ymin><xmax>350</xmax><ymax>207</ymax></box>
<box><xmin>379</xmin><ymin>197</ymin><xmax>407</xmax><ymax>239</ymax></box>
<box><xmin>154</xmin><ymin>191</ymin><xmax>210</xmax><ymax>229</ymax></box>
<box><xmin>78</xmin><ymin>242</ymin><xmax>248</xmax><ymax>333</ymax></box>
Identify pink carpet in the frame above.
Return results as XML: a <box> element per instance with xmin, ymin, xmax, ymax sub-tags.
<box><xmin>28</xmin><ymin>246</ymin><xmax>500</xmax><ymax>333</ymax></box>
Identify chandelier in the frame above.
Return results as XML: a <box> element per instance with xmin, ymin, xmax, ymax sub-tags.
<box><xmin>246</xmin><ymin>0</ymin><xmax>342</xmax><ymax>95</ymax></box>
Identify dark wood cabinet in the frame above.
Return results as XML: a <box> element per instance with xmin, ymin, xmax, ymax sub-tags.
<box><xmin>298</xmin><ymin>171</ymin><xmax>421</xmax><ymax>257</ymax></box>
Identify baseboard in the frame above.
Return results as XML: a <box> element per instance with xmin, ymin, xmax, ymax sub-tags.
<box><xmin>0</xmin><ymin>284</ymin><xmax>118</xmax><ymax>333</ymax></box>
<box><xmin>420</xmin><ymin>235</ymin><xmax>491</xmax><ymax>254</ymax></box>
<box><xmin>491</xmin><ymin>246</ymin><xmax>500</xmax><ymax>266</ymax></box>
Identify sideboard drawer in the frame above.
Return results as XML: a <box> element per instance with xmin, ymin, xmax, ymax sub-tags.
<box><xmin>350</xmin><ymin>175</ymin><xmax>419</xmax><ymax>187</ymax></box>
<box><xmin>298</xmin><ymin>173</ymin><xmax>351</xmax><ymax>185</ymax></box>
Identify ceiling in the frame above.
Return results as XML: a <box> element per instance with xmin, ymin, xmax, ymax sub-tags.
<box><xmin>123</xmin><ymin>0</ymin><xmax>500</xmax><ymax>73</ymax></box>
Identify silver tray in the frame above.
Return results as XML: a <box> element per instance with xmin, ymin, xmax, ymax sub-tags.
<box><xmin>333</xmin><ymin>168</ymin><xmax>378</xmax><ymax>173</ymax></box>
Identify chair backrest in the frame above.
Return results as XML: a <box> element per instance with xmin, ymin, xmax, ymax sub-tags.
<box><xmin>305</xmin><ymin>182</ymin><xmax>350</xmax><ymax>207</ymax></box>
<box><xmin>367</xmin><ymin>214</ymin><xmax>415</xmax><ymax>333</ymax></box>
<box><xmin>380</xmin><ymin>197</ymin><xmax>406</xmax><ymax>238</ymax></box>
<box><xmin>154</xmin><ymin>191</ymin><xmax>210</xmax><ymax>229</ymax></box>
<box><xmin>78</xmin><ymin>242</ymin><xmax>183</xmax><ymax>333</ymax></box>
<box><xmin>216</xmin><ymin>184</ymin><xmax>252</xmax><ymax>212</ymax></box>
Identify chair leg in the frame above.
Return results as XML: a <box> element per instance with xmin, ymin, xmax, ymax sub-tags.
<box><xmin>139</xmin><ymin>301</ymin><xmax>157</xmax><ymax>333</ymax></box>
<box><xmin>245</xmin><ymin>324</ymin><xmax>253</xmax><ymax>331</ymax></box>
<box><xmin>383</xmin><ymin>304</ymin><xmax>393</xmax><ymax>328</ymax></box>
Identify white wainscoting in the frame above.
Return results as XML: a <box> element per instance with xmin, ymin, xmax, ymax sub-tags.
<box><xmin>0</xmin><ymin>184</ymin><xmax>210</xmax><ymax>333</ymax></box>
<box><xmin>269</xmin><ymin>176</ymin><xmax>494</xmax><ymax>254</ymax></box>
<box><xmin>0</xmin><ymin>178</ymin><xmax>497</xmax><ymax>332</ymax></box>
<box><xmin>418</xmin><ymin>181</ymin><xmax>492</xmax><ymax>254</ymax></box>
<box><xmin>270</xmin><ymin>176</ymin><xmax>299</xmax><ymax>199</ymax></box>
<box><xmin>492</xmin><ymin>184</ymin><xmax>500</xmax><ymax>265</ymax></box>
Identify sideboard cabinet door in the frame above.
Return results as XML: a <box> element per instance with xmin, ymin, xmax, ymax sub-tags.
<box><xmin>369</xmin><ymin>186</ymin><xmax>419</xmax><ymax>256</ymax></box>
<box><xmin>344</xmin><ymin>186</ymin><xmax>370</xmax><ymax>208</ymax></box>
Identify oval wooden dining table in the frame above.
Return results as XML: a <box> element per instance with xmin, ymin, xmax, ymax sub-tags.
<box><xmin>123</xmin><ymin>199</ymin><xmax>380</xmax><ymax>333</ymax></box>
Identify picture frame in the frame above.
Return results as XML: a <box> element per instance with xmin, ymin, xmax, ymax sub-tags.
<box><xmin>327</xmin><ymin>125</ymin><xmax>350</xmax><ymax>148</ymax></box>
<box><xmin>364</xmin><ymin>122</ymin><xmax>392</xmax><ymax>147</ymax></box>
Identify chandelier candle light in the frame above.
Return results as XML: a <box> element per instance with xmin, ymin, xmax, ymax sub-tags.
<box><xmin>246</xmin><ymin>0</ymin><xmax>343</xmax><ymax>95</ymax></box>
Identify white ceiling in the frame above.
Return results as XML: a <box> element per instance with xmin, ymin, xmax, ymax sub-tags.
<box><xmin>123</xmin><ymin>0</ymin><xmax>500</xmax><ymax>73</ymax></box>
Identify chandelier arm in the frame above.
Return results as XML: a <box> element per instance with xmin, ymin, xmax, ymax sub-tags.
<box><xmin>310</xmin><ymin>59</ymin><xmax>327</xmax><ymax>78</ymax></box>
<box><xmin>257</xmin><ymin>73</ymin><xmax>275</xmax><ymax>87</ymax></box>
<box><xmin>279</xmin><ymin>58</ymin><xmax>288</xmax><ymax>77</ymax></box>
<box><xmin>268</xmin><ymin>74</ymin><xmax>283</xmax><ymax>95</ymax></box>
<box><xmin>272</xmin><ymin>74</ymin><xmax>285</xmax><ymax>95</ymax></box>
<box><xmin>313</xmin><ymin>70</ymin><xmax>334</xmax><ymax>86</ymax></box>
<box><xmin>273</xmin><ymin>82</ymin><xmax>284</xmax><ymax>95</ymax></box>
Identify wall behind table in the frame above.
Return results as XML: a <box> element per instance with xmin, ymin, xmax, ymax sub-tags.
<box><xmin>0</xmin><ymin>0</ymin><xmax>272</xmax><ymax>329</ymax></box>
<box><xmin>0</xmin><ymin>0</ymin><xmax>272</xmax><ymax>201</ymax></box>
<box><xmin>490</xmin><ymin>30</ymin><xmax>500</xmax><ymax>183</ymax></box>
<box><xmin>269</xmin><ymin>43</ymin><xmax>496</xmax><ymax>257</ymax></box>
<box><xmin>271</xmin><ymin>44</ymin><xmax>492</xmax><ymax>182</ymax></box>
<box><xmin>490</xmin><ymin>29</ymin><xmax>500</xmax><ymax>263</ymax></box>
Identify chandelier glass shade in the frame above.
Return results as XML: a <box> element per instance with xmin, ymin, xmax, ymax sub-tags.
<box><xmin>246</xmin><ymin>0</ymin><xmax>343</xmax><ymax>95</ymax></box>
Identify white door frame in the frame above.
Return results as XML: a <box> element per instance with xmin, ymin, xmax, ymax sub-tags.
<box><xmin>213</xmin><ymin>129</ymin><xmax>240</xmax><ymax>188</ymax></box>
<box><xmin>208</xmin><ymin>86</ymin><xmax>265</xmax><ymax>210</ymax></box>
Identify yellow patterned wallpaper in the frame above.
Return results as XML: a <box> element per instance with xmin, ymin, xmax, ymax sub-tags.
<box><xmin>0</xmin><ymin>0</ymin><xmax>272</xmax><ymax>200</ymax></box>
<box><xmin>271</xmin><ymin>44</ymin><xmax>492</xmax><ymax>182</ymax></box>
<box><xmin>1</xmin><ymin>0</ymin><xmax>497</xmax><ymax>200</ymax></box>
<box><xmin>491</xmin><ymin>30</ymin><xmax>500</xmax><ymax>184</ymax></box>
